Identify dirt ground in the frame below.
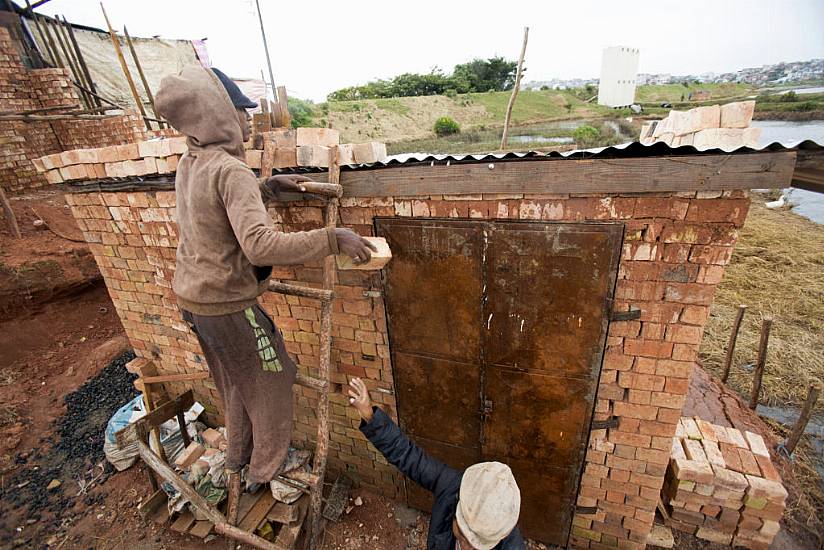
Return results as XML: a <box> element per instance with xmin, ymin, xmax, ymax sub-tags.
<box><xmin>0</xmin><ymin>190</ymin><xmax>820</xmax><ymax>549</ymax></box>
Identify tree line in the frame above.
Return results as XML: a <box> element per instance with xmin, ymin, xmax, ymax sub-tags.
<box><xmin>327</xmin><ymin>57</ymin><xmax>520</xmax><ymax>101</ymax></box>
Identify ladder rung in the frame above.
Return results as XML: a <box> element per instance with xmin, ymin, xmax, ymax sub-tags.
<box><xmin>295</xmin><ymin>372</ymin><xmax>328</xmax><ymax>392</ymax></box>
<box><xmin>280</xmin><ymin>470</ymin><xmax>320</xmax><ymax>488</ymax></box>
<box><xmin>268</xmin><ymin>281</ymin><xmax>333</xmax><ymax>302</ymax></box>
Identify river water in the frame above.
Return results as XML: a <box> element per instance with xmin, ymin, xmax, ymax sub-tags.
<box><xmin>751</xmin><ymin>120</ymin><xmax>824</xmax><ymax>224</ymax></box>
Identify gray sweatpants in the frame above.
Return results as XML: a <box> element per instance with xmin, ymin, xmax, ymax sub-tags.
<box><xmin>183</xmin><ymin>303</ymin><xmax>297</xmax><ymax>483</ymax></box>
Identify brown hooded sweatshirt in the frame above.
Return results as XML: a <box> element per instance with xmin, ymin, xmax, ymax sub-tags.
<box><xmin>155</xmin><ymin>65</ymin><xmax>338</xmax><ymax>315</ymax></box>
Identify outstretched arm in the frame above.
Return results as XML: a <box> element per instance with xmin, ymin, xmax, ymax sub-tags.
<box><xmin>220</xmin><ymin>164</ymin><xmax>375</xmax><ymax>266</ymax></box>
<box><xmin>349</xmin><ymin>378</ymin><xmax>461</xmax><ymax>494</ymax></box>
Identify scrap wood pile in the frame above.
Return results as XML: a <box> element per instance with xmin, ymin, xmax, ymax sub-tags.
<box><xmin>663</xmin><ymin>416</ymin><xmax>787</xmax><ymax>548</ymax></box>
<box><xmin>640</xmin><ymin>100</ymin><xmax>762</xmax><ymax>150</ymax></box>
<box><xmin>32</xmin><ymin>128</ymin><xmax>387</xmax><ymax>184</ymax></box>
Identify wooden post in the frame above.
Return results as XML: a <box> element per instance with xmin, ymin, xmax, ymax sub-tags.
<box><xmin>123</xmin><ymin>26</ymin><xmax>162</xmax><ymax>127</ymax></box>
<box><xmin>226</xmin><ymin>470</ymin><xmax>242</xmax><ymax>526</ymax></box>
<box><xmin>721</xmin><ymin>304</ymin><xmax>747</xmax><ymax>383</ymax></box>
<box><xmin>276</xmin><ymin>86</ymin><xmax>291</xmax><ymax>129</ymax></box>
<box><xmin>62</xmin><ymin>15</ymin><xmax>101</xmax><ymax>108</ymax></box>
<box><xmin>305</xmin><ymin>146</ymin><xmax>339</xmax><ymax>550</ymax></box>
<box><xmin>748</xmin><ymin>316</ymin><xmax>773</xmax><ymax>410</ymax></box>
<box><xmin>500</xmin><ymin>27</ymin><xmax>529</xmax><ymax>150</ymax></box>
<box><xmin>0</xmin><ymin>185</ymin><xmax>22</xmax><ymax>239</ymax></box>
<box><xmin>782</xmin><ymin>382</ymin><xmax>821</xmax><ymax>456</ymax></box>
<box><xmin>100</xmin><ymin>3</ymin><xmax>150</xmax><ymax>130</ymax></box>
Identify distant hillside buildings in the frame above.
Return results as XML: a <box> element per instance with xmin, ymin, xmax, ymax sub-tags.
<box><xmin>525</xmin><ymin>58</ymin><xmax>823</xmax><ymax>91</ymax></box>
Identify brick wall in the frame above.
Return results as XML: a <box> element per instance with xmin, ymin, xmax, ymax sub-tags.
<box><xmin>0</xmin><ymin>28</ymin><xmax>155</xmax><ymax>195</ymax></box>
<box><xmin>64</xmin><ymin>186</ymin><xmax>749</xmax><ymax>547</ymax></box>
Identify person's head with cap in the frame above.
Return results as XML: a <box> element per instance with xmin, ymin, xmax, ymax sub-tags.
<box><xmin>211</xmin><ymin>68</ymin><xmax>257</xmax><ymax>142</ymax></box>
<box><xmin>453</xmin><ymin>462</ymin><xmax>521</xmax><ymax>549</ymax></box>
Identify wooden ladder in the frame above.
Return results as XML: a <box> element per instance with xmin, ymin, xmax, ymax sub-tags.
<box><xmin>117</xmin><ymin>144</ymin><xmax>344</xmax><ymax>550</ymax></box>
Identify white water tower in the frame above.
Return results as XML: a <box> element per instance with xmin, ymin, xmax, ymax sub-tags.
<box><xmin>598</xmin><ymin>46</ymin><xmax>640</xmax><ymax>108</ymax></box>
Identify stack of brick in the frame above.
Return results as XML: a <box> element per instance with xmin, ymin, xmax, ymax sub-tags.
<box><xmin>247</xmin><ymin>127</ymin><xmax>388</xmax><ymax>169</ymax></box>
<box><xmin>640</xmin><ymin>101</ymin><xmax>762</xmax><ymax>151</ymax></box>
<box><xmin>663</xmin><ymin>416</ymin><xmax>787</xmax><ymax>548</ymax></box>
<box><xmin>36</xmin><ymin>128</ymin><xmax>390</xmax><ymax>183</ymax></box>
<box><xmin>33</xmin><ymin>137</ymin><xmax>188</xmax><ymax>183</ymax></box>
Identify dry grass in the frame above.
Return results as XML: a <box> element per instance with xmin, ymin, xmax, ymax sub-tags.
<box><xmin>699</xmin><ymin>194</ymin><xmax>824</xmax><ymax>538</ymax></box>
<box><xmin>700</xmin><ymin>196</ymin><xmax>824</xmax><ymax>410</ymax></box>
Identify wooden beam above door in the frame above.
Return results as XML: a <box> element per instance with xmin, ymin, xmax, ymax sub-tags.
<box><xmin>339</xmin><ymin>151</ymin><xmax>796</xmax><ymax>197</ymax></box>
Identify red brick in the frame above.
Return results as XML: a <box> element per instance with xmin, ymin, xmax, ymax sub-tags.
<box><xmin>685</xmin><ymin>198</ymin><xmax>749</xmax><ymax>226</ymax></box>
<box><xmin>609</xmin><ymin>430</ymin><xmax>651</xmax><ymax>448</ymax></box>
<box><xmin>613</xmin><ymin>402</ymin><xmax>658</xmax><ymax>420</ymax></box>
<box><xmin>662</xmin><ymin>243</ymin><xmax>691</xmax><ymax>264</ymax></box>
<box><xmin>689</xmin><ymin>245</ymin><xmax>733</xmax><ymax>265</ymax></box>
<box><xmin>624</xmin><ymin>339</ymin><xmax>674</xmax><ymax>359</ymax></box>
<box><xmin>633</xmin><ymin>197</ymin><xmax>690</xmax><ymax>220</ymax></box>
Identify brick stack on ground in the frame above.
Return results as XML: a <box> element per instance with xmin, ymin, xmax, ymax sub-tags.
<box><xmin>639</xmin><ymin>101</ymin><xmax>762</xmax><ymax>151</ymax></box>
<box><xmin>663</xmin><ymin>416</ymin><xmax>787</xmax><ymax>548</ymax></box>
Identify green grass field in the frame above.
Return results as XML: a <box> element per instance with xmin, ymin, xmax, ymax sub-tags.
<box><xmin>304</xmin><ymin>82</ymin><xmax>820</xmax><ymax>146</ymax></box>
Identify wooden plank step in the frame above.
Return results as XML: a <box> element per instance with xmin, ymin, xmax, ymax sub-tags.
<box><xmin>170</xmin><ymin>509</ymin><xmax>196</xmax><ymax>533</ymax></box>
<box><xmin>268</xmin><ymin>499</ymin><xmax>301</xmax><ymax>525</ymax></box>
<box><xmin>138</xmin><ymin>489</ymin><xmax>167</xmax><ymax>520</ymax></box>
<box><xmin>149</xmin><ymin>498</ymin><xmax>171</xmax><ymax>525</ymax></box>
<box><xmin>188</xmin><ymin>520</ymin><xmax>214</xmax><ymax>539</ymax></box>
<box><xmin>238</xmin><ymin>491</ymin><xmax>277</xmax><ymax>532</ymax></box>
<box><xmin>275</xmin><ymin>495</ymin><xmax>309</xmax><ymax>547</ymax></box>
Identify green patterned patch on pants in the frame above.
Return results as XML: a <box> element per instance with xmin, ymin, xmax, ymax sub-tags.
<box><xmin>244</xmin><ymin>307</ymin><xmax>282</xmax><ymax>372</ymax></box>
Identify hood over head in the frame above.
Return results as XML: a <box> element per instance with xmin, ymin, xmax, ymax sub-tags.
<box><xmin>156</xmin><ymin>64</ymin><xmax>246</xmax><ymax>162</ymax></box>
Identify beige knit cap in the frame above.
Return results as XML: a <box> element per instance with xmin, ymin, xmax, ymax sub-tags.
<box><xmin>455</xmin><ymin>462</ymin><xmax>521</xmax><ymax>550</ymax></box>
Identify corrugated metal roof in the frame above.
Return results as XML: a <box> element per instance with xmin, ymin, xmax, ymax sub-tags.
<box><xmin>339</xmin><ymin>139</ymin><xmax>824</xmax><ymax>171</ymax></box>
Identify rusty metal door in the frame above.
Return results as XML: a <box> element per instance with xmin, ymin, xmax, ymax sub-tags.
<box><xmin>376</xmin><ymin>219</ymin><xmax>622</xmax><ymax>546</ymax></box>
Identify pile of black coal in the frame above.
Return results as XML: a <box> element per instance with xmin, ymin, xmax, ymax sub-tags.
<box><xmin>0</xmin><ymin>351</ymin><xmax>138</xmax><ymax>545</ymax></box>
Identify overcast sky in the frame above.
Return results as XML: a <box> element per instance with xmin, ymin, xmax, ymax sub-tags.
<box><xmin>35</xmin><ymin>0</ymin><xmax>824</xmax><ymax>102</ymax></box>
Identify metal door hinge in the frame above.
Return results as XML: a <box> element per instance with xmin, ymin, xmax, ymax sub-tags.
<box><xmin>591</xmin><ymin>416</ymin><xmax>619</xmax><ymax>430</ymax></box>
<box><xmin>608</xmin><ymin>300</ymin><xmax>641</xmax><ymax>322</ymax></box>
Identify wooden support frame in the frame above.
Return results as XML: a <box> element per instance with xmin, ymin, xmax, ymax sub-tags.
<box><xmin>338</xmin><ymin>151</ymin><xmax>797</xmax><ymax>197</ymax></box>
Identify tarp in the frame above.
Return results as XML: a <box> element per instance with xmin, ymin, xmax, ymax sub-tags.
<box><xmin>25</xmin><ymin>17</ymin><xmax>199</xmax><ymax>112</ymax></box>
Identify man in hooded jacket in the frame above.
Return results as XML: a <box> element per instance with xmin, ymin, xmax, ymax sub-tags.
<box><xmin>155</xmin><ymin>65</ymin><xmax>374</xmax><ymax>489</ymax></box>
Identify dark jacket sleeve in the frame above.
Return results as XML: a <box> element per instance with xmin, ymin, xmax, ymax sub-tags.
<box><xmin>360</xmin><ymin>408</ymin><xmax>461</xmax><ymax>494</ymax></box>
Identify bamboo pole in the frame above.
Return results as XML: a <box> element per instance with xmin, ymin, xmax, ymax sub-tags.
<box><xmin>782</xmin><ymin>382</ymin><xmax>821</xmax><ymax>456</ymax></box>
<box><xmin>55</xmin><ymin>16</ymin><xmax>93</xmax><ymax>103</ymax></box>
<box><xmin>100</xmin><ymin>3</ymin><xmax>150</xmax><ymax>130</ymax></box>
<box><xmin>500</xmin><ymin>27</ymin><xmax>529</xmax><ymax>150</ymax></box>
<box><xmin>721</xmin><ymin>304</ymin><xmax>747</xmax><ymax>383</ymax></box>
<box><xmin>748</xmin><ymin>316</ymin><xmax>773</xmax><ymax>410</ymax></box>
<box><xmin>26</xmin><ymin>1</ymin><xmax>55</xmax><ymax>66</ymax></box>
<box><xmin>122</xmin><ymin>26</ymin><xmax>161</xmax><ymax>127</ymax></box>
<box><xmin>37</xmin><ymin>12</ymin><xmax>63</xmax><ymax>68</ymax></box>
<box><xmin>47</xmin><ymin>15</ymin><xmax>91</xmax><ymax>109</ymax></box>
<box><xmin>62</xmin><ymin>15</ymin><xmax>101</xmax><ymax>108</ymax></box>
<box><xmin>0</xmin><ymin>186</ymin><xmax>22</xmax><ymax>239</ymax></box>
<box><xmin>306</xmin><ymin>146</ymin><xmax>339</xmax><ymax>550</ymax></box>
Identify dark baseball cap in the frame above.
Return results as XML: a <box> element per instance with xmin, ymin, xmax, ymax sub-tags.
<box><xmin>211</xmin><ymin>68</ymin><xmax>258</xmax><ymax>110</ymax></box>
